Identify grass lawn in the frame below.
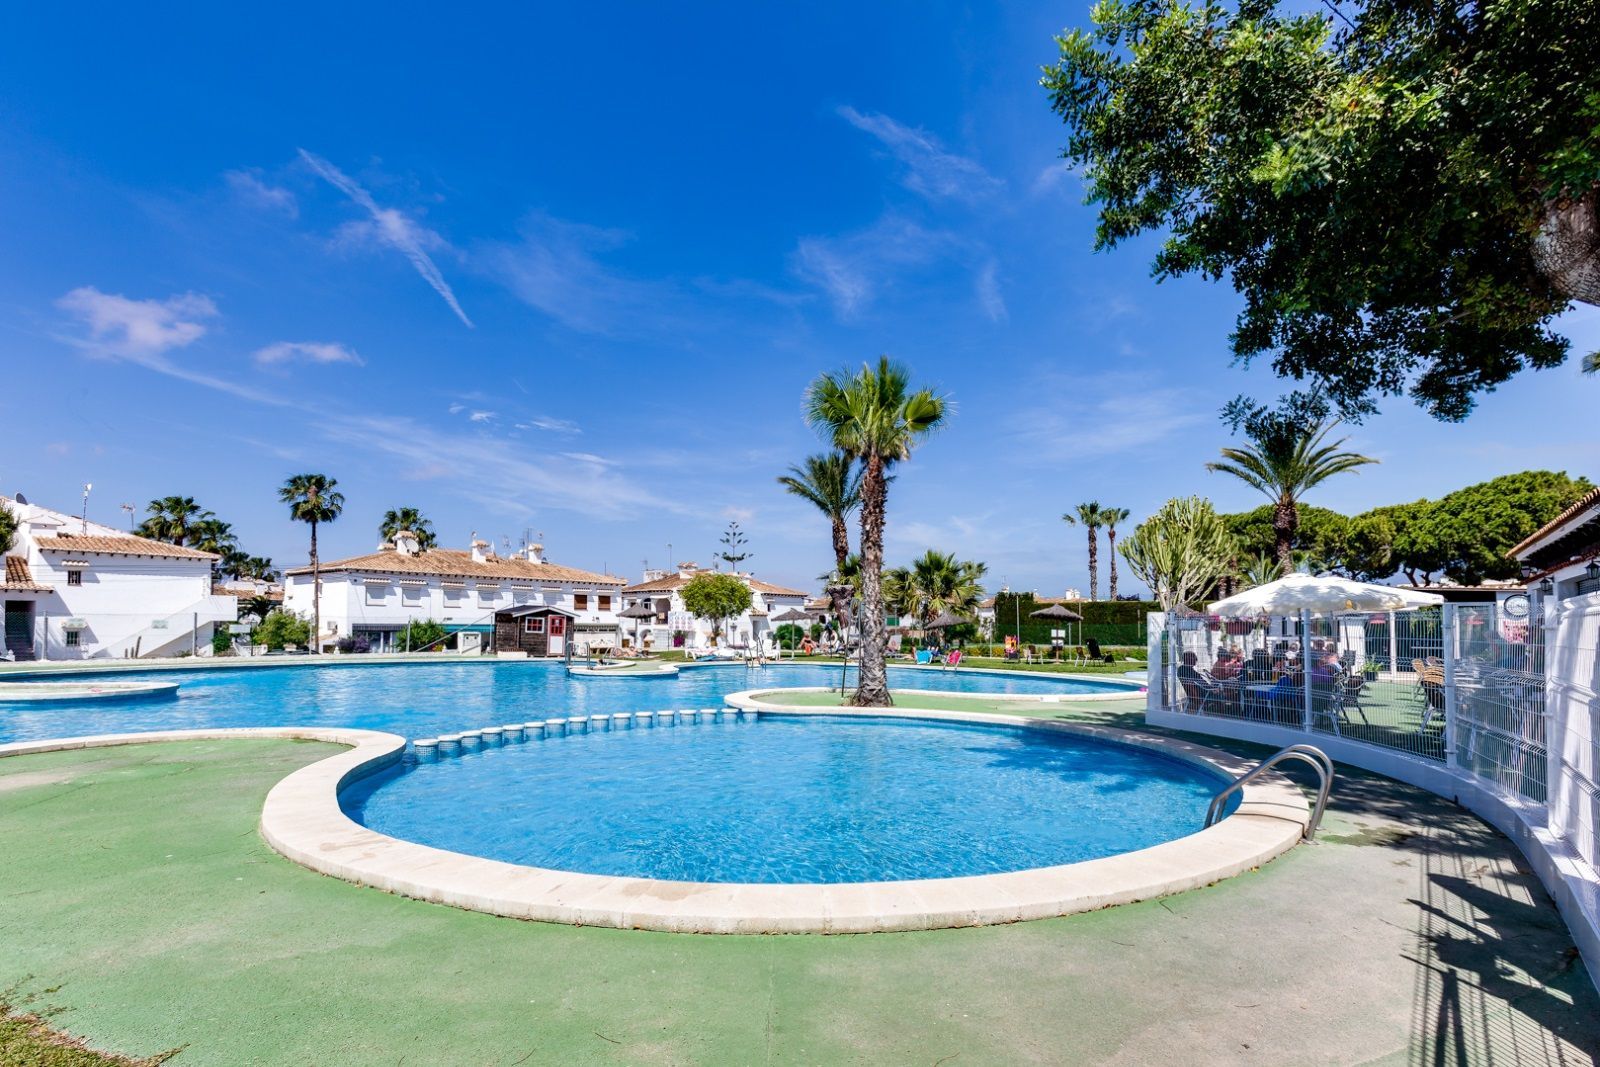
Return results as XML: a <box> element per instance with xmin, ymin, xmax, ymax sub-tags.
<box><xmin>3</xmin><ymin>707</ymin><xmax>1597</xmax><ymax>1065</ymax></box>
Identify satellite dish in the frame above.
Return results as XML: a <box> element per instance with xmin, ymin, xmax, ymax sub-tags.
<box><xmin>14</xmin><ymin>492</ymin><xmax>26</xmax><ymax>504</ymax></box>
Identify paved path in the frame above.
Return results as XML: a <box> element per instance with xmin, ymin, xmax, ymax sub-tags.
<box><xmin>2</xmin><ymin>702</ymin><xmax>1596</xmax><ymax>1065</ymax></box>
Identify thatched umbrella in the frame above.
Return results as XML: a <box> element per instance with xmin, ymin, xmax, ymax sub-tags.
<box><xmin>769</xmin><ymin>606</ymin><xmax>816</xmax><ymax>654</ymax></box>
<box><xmin>925</xmin><ymin>610</ymin><xmax>972</xmax><ymax>630</ymax></box>
<box><xmin>618</xmin><ymin>601</ymin><xmax>657</xmax><ymax>651</ymax></box>
<box><xmin>1029</xmin><ymin>602</ymin><xmax>1083</xmax><ymax>649</ymax></box>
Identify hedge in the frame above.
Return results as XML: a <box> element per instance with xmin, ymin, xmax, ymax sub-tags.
<box><xmin>988</xmin><ymin>594</ymin><xmax>1199</xmax><ymax>648</ymax></box>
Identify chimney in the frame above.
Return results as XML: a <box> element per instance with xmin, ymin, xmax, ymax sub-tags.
<box><xmin>393</xmin><ymin>530</ymin><xmax>421</xmax><ymax>557</ymax></box>
<box><xmin>471</xmin><ymin>538</ymin><xmax>492</xmax><ymax>564</ymax></box>
<box><xmin>525</xmin><ymin>542</ymin><xmax>544</xmax><ymax>564</ymax></box>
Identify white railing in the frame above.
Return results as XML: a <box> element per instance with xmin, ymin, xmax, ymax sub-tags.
<box><xmin>93</xmin><ymin>596</ymin><xmax>238</xmax><ymax>660</ymax></box>
<box><xmin>1146</xmin><ymin>595</ymin><xmax>1600</xmax><ymax>989</ymax></box>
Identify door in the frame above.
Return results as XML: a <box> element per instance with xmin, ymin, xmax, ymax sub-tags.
<box><xmin>548</xmin><ymin>614</ymin><xmax>566</xmax><ymax>655</ymax></box>
<box><xmin>4</xmin><ymin>601</ymin><xmax>33</xmax><ymax>654</ymax></box>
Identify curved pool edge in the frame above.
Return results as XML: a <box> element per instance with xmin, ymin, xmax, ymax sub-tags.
<box><xmin>0</xmin><ymin>709</ymin><xmax>1308</xmax><ymax>934</ymax></box>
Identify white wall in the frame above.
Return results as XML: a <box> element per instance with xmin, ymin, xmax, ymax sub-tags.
<box><xmin>23</xmin><ymin>553</ymin><xmax>230</xmax><ymax>660</ymax></box>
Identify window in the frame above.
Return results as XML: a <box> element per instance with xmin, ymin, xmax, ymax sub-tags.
<box><xmin>524</xmin><ymin>617</ymin><xmax>546</xmax><ymax>635</ymax></box>
<box><xmin>66</xmin><ymin>570</ymin><xmax>83</xmax><ymax>587</ymax></box>
<box><xmin>574</xmin><ymin>593</ymin><xmax>589</xmax><ymax>610</ymax></box>
<box><xmin>402</xmin><ymin>584</ymin><xmax>424</xmax><ymax>604</ymax></box>
<box><xmin>513</xmin><ymin>589</ymin><xmax>533</xmax><ymax>605</ymax></box>
<box><xmin>365</xmin><ymin>583</ymin><xmax>388</xmax><ymax>605</ymax></box>
<box><xmin>444</xmin><ymin>587</ymin><xmax>464</xmax><ymax>604</ymax></box>
<box><xmin>598</xmin><ymin>595</ymin><xmax>612</xmax><ymax>611</ymax></box>
<box><xmin>478</xmin><ymin>587</ymin><xmax>499</xmax><ymax>605</ymax></box>
<box><xmin>65</xmin><ymin>630</ymin><xmax>81</xmax><ymax>647</ymax></box>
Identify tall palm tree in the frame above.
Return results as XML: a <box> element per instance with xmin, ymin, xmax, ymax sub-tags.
<box><xmin>1241</xmin><ymin>551</ymin><xmax>1283</xmax><ymax>589</ymax></box>
<box><xmin>1104</xmin><ymin>507</ymin><xmax>1131</xmax><ymax>600</ymax></box>
<box><xmin>1207</xmin><ymin>419</ymin><xmax>1377</xmax><ymax>570</ymax></box>
<box><xmin>903</xmin><ymin>550</ymin><xmax>987</xmax><ymax>627</ymax></box>
<box><xmin>805</xmin><ymin>357</ymin><xmax>948</xmax><ymax>707</ymax></box>
<box><xmin>379</xmin><ymin>507</ymin><xmax>437</xmax><ymax>550</ymax></box>
<box><xmin>1063</xmin><ymin>502</ymin><xmax>1111</xmax><ymax>601</ymax></box>
<box><xmin>778</xmin><ymin>452</ymin><xmax>862</xmax><ymax>626</ymax></box>
<box><xmin>137</xmin><ymin>496</ymin><xmax>209</xmax><ymax>546</ymax></box>
<box><xmin>279</xmin><ymin>473</ymin><xmax>345</xmax><ymax>654</ymax></box>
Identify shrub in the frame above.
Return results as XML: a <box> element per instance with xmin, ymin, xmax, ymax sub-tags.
<box><xmin>398</xmin><ymin>619</ymin><xmax>448</xmax><ymax>652</ymax></box>
<box><xmin>211</xmin><ymin>629</ymin><xmax>233</xmax><ymax>655</ymax></box>
<box><xmin>253</xmin><ymin>610</ymin><xmax>310</xmax><ymax>651</ymax></box>
<box><xmin>336</xmin><ymin>635</ymin><xmax>371</xmax><ymax>654</ymax></box>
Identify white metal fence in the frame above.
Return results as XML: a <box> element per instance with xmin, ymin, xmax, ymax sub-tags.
<box><xmin>1153</xmin><ymin>593</ymin><xmax>1598</xmax><ymax>870</ymax></box>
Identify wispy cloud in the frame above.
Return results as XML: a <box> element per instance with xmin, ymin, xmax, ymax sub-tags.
<box><xmin>975</xmin><ymin>259</ymin><xmax>1007</xmax><ymax>323</ymax></box>
<box><xmin>838</xmin><ymin>106</ymin><xmax>1002</xmax><ymax>204</ymax></box>
<box><xmin>518</xmin><ymin>415</ymin><xmax>581</xmax><ymax>434</ymax></box>
<box><xmin>1030</xmin><ymin>160</ymin><xmax>1085</xmax><ymax>198</ymax></box>
<box><xmin>479</xmin><ymin>212</ymin><xmax>679</xmax><ymax>335</ymax></box>
<box><xmin>56</xmin><ymin>287</ymin><xmax>218</xmax><ymax>360</ymax></box>
<box><xmin>1010</xmin><ymin>374</ymin><xmax>1211</xmax><ymax>461</ymax></box>
<box><xmin>792</xmin><ymin>215</ymin><xmax>956</xmax><ymax>318</ymax></box>
<box><xmin>468</xmin><ymin>410</ymin><xmax>496</xmax><ymax>423</ymax></box>
<box><xmin>253</xmin><ymin>341</ymin><xmax>363</xmax><ymax>367</ymax></box>
<box><xmin>225</xmin><ymin>169</ymin><xmax>298</xmax><ymax>217</ymax></box>
<box><xmin>297</xmin><ymin>149</ymin><xmax>473</xmax><ymax>328</ymax></box>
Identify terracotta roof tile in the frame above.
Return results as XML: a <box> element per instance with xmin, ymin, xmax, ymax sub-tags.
<box><xmin>37</xmin><ymin>533</ymin><xmax>218</xmax><ymax>560</ymax></box>
<box><xmin>1</xmin><ymin>556</ymin><xmax>52</xmax><ymax>592</ymax></box>
<box><xmin>1509</xmin><ymin>485</ymin><xmax>1600</xmax><ymax>558</ymax></box>
<box><xmin>283</xmin><ymin>548</ymin><xmax>623</xmax><ymax>586</ymax></box>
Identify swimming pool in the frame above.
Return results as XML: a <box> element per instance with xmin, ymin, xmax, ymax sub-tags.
<box><xmin>0</xmin><ymin>661</ymin><xmax>1137</xmax><ymax>745</ymax></box>
<box><xmin>342</xmin><ymin>712</ymin><xmax>1232</xmax><ymax>883</ymax></box>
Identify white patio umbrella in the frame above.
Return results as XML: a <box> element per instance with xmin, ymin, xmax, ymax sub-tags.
<box><xmin>1208</xmin><ymin>573</ymin><xmax>1444</xmax><ymax>617</ymax></box>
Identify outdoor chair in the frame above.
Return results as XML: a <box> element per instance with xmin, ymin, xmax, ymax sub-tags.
<box><xmin>942</xmin><ymin>651</ymin><xmax>963</xmax><ymax>671</ymax></box>
<box><xmin>1085</xmin><ymin>638</ymin><xmax>1114</xmax><ymax>664</ymax></box>
<box><xmin>1179</xmin><ymin>677</ymin><xmax>1227</xmax><ymax>715</ymax></box>
<box><xmin>914</xmin><ymin>649</ymin><xmax>933</xmax><ymax>665</ymax></box>
<box><xmin>1341</xmin><ymin>674</ymin><xmax>1371</xmax><ymax>725</ymax></box>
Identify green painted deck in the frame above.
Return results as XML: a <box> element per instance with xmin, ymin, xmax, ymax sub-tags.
<box><xmin>2</xmin><ymin>702</ymin><xmax>1597</xmax><ymax>1065</ymax></box>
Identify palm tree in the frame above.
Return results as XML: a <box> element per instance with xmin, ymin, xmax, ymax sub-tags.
<box><xmin>1104</xmin><ymin>507</ymin><xmax>1131</xmax><ymax>600</ymax></box>
<box><xmin>137</xmin><ymin>496</ymin><xmax>209</xmax><ymax>546</ymax></box>
<box><xmin>778</xmin><ymin>452</ymin><xmax>862</xmax><ymax>626</ymax></box>
<box><xmin>805</xmin><ymin>357</ymin><xmax>948</xmax><ymax>707</ymax></box>
<box><xmin>279</xmin><ymin>473</ymin><xmax>345</xmax><ymax>654</ymax></box>
<box><xmin>1241</xmin><ymin>552</ymin><xmax>1282</xmax><ymax>589</ymax></box>
<box><xmin>1207</xmin><ymin>419</ymin><xmax>1376</xmax><ymax>570</ymax></box>
<box><xmin>902</xmin><ymin>550</ymin><xmax>987</xmax><ymax>627</ymax></box>
<box><xmin>1063</xmin><ymin>502</ymin><xmax>1111</xmax><ymax>601</ymax></box>
<box><xmin>379</xmin><ymin>507</ymin><xmax>437</xmax><ymax>550</ymax></box>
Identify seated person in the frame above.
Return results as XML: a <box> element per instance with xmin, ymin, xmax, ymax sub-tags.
<box><xmin>1176</xmin><ymin>652</ymin><xmax>1222</xmax><ymax>708</ymax></box>
<box><xmin>1209</xmin><ymin>650</ymin><xmax>1242</xmax><ymax>680</ymax></box>
<box><xmin>1264</xmin><ymin>668</ymin><xmax>1305</xmax><ymax>719</ymax></box>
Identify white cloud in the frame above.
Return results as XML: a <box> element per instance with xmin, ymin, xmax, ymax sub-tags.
<box><xmin>468</xmin><ymin>410</ymin><xmax>496</xmax><ymax>423</ymax></box>
<box><xmin>521</xmin><ymin>415</ymin><xmax>581</xmax><ymax>434</ymax></box>
<box><xmin>560</xmin><ymin>451</ymin><xmax>616</xmax><ymax>466</ymax></box>
<box><xmin>253</xmin><ymin>341</ymin><xmax>363</xmax><ymax>367</ymax></box>
<box><xmin>791</xmin><ymin>215</ymin><xmax>955</xmax><ymax>318</ymax></box>
<box><xmin>225</xmin><ymin>169</ymin><xmax>297</xmax><ymax>216</ymax></box>
<box><xmin>56</xmin><ymin>287</ymin><xmax>218</xmax><ymax>359</ymax></box>
<box><xmin>975</xmin><ymin>259</ymin><xmax>1007</xmax><ymax>323</ymax></box>
<box><xmin>447</xmin><ymin>403</ymin><xmax>465</xmax><ymax>414</ymax></box>
<box><xmin>1030</xmin><ymin>160</ymin><xmax>1085</xmax><ymax>197</ymax></box>
<box><xmin>838</xmin><ymin>106</ymin><xmax>1002</xmax><ymax>204</ymax></box>
<box><xmin>480</xmin><ymin>212</ymin><xmax>678</xmax><ymax>335</ymax></box>
<box><xmin>297</xmin><ymin>149</ymin><xmax>473</xmax><ymax>328</ymax></box>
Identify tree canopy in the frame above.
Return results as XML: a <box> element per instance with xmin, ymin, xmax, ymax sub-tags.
<box><xmin>1119</xmin><ymin>496</ymin><xmax>1237</xmax><ymax>611</ymax></box>
<box><xmin>1044</xmin><ymin>0</ymin><xmax>1600</xmax><ymax>421</ymax></box>
<box><xmin>0</xmin><ymin>503</ymin><xmax>15</xmax><ymax>556</ymax></box>
<box><xmin>680</xmin><ymin>572</ymin><xmax>753</xmax><ymax>638</ymax></box>
<box><xmin>1222</xmin><ymin>469</ymin><xmax>1592</xmax><ymax>584</ymax></box>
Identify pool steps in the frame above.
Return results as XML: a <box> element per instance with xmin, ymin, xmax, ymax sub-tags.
<box><xmin>408</xmin><ymin>706</ymin><xmax>752</xmax><ymax>761</ymax></box>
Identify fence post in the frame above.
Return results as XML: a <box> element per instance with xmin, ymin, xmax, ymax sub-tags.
<box><xmin>191</xmin><ymin>612</ymin><xmax>199</xmax><ymax>657</ymax></box>
<box><xmin>1443</xmin><ymin>603</ymin><xmax>1458</xmax><ymax>768</ymax></box>
<box><xmin>1300</xmin><ymin>609</ymin><xmax>1313</xmax><ymax>731</ymax></box>
<box><xmin>1167</xmin><ymin>612</ymin><xmax>1180</xmax><ymax>712</ymax></box>
<box><xmin>1145</xmin><ymin>612</ymin><xmax>1164</xmax><ymax>715</ymax></box>
<box><xmin>1388</xmin><ymin>611</ymin><xmax>1398</xmax><ymax>674</ymax></box>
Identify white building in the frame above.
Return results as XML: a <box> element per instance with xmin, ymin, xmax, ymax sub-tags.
<box><xmin>282</xmin><ymin>533</ymin><xmax>625</xmax><ymax>654</ymax></box>
<box><xmin>1</xmin><ymin>494</ymin><xmax>236</xmax><ymax>661</ymax></box>
<box><xmin>619</xmin><ymin>564</ymin><xmax>809</xmax><ymax>652</ymax></box>
<box><xmin>1513</xmin><ymin>485</ymin><xmax>1600</xmax><ymax>602</ymax></box>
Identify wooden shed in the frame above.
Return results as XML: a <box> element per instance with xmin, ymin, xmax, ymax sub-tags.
<box><xmin>493</xmin><ymin>605</ymin><xmax>573</xmax><ymax>657</ymax></box>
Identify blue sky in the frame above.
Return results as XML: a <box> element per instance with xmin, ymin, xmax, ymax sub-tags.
<box><xmin>2</xmin><ymin>3</ymin><xmax>1597</xmax><ymax>596</ymax></box>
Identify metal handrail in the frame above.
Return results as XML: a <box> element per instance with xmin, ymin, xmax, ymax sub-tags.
<box><xmin>1204</xmin><ymin>743</ymin><xmax>1334</xmax><ymax>841</ymax></box>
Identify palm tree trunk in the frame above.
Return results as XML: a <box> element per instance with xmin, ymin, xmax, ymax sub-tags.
<box><xmin>1108</xmin><ymin>529</ymin><xmax>1119</xmax><ymax>600</ymax></box>
<box><xmin>829</xmin><ymin>516</ymin><xmax>851</xmax><ymax>630</ymax></box>
<box><xmin>310</xmin><ymin>519</ymin><xmax>321</xmax><ymax>655</ymax></box>
<box><xmin>853</xmin><ymin>453</ymin><xmax>891</xmax><ymax>707</ymax></box>
<box><xmin>1087</xmin><ymin>529</ymin><xmax>1099</xmax><ymax>602</ymax></box>
<box><xmin>1273</xmin><ymin>495</ymin><xmax>1295</xmax><ymax>572</ymax></box>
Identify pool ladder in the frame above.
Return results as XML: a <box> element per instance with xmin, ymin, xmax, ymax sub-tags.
<box><xmin>1203</xmin><ymin>744</ymin><xmax>1333</xmax><ymax>841</ymax></box>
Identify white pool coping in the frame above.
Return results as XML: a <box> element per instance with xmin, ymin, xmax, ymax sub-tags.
<box><xmin>0</xmin><ymin>679</ymin><xmax>181</xmax><ymax>703</ymax></box>
<box><xmin>564</xmin><ymin>663</ymin><xmax>682</xmax><ymax>678</ymax></box>
<box><xmin>0</xmin><ymin>703</ymin><xmax>1309</xmax><ymax>934</ymax></box>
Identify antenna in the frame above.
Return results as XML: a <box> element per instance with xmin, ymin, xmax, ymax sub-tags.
<box><xmin>80</xmin><ymin>483</ymin><xmax>93</xmax><ymax>533</ymax></box>
<box><xmin>119</xmin><ymin>502</ymin><xmax>135</xmax><ymax>530</ymax></box>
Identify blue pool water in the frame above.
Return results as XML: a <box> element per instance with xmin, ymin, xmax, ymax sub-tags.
<box><xmin>0</xmin><ymin>661</ymin><xmax>1138</xmax><ymax>745</ymax></box>
<box><xmin>343</xmin><ymin>714</ymin><xmax>1227</xmax><ymax>883</ymax></box>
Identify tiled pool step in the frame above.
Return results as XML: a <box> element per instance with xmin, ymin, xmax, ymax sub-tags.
<box><xmin>409</xmin><ymin>706</ymin><xmax>754</xmax><ymax>760</ymax></box>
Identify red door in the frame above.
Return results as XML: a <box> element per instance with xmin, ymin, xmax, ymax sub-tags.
<box><xmin>548</xmin><ymin>615</ymin><xmax>566</xmax><ymax>655</ymax></box>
